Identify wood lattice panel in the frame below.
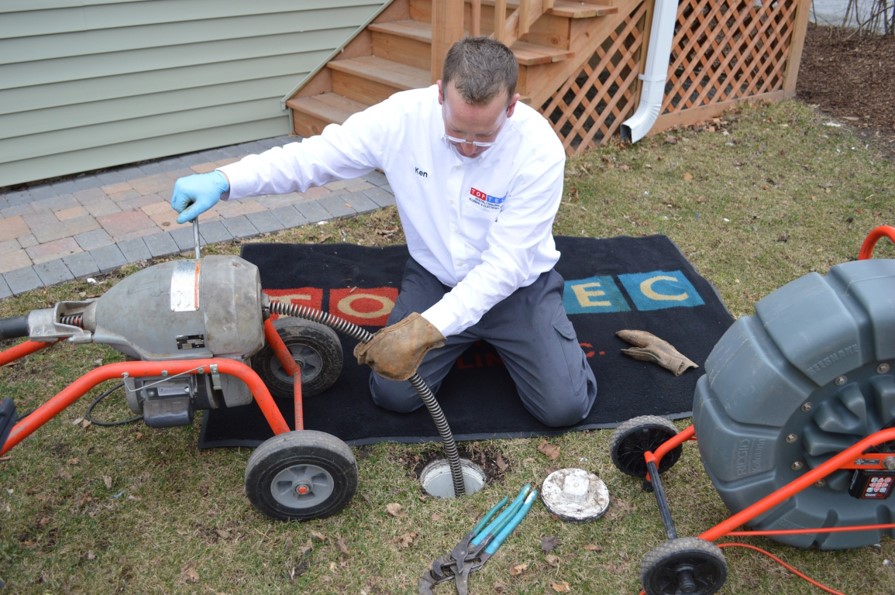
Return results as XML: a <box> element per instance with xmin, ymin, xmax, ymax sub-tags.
<box><xmin>541</xmin><ymin>2</ymin><xmax>648</xmax><ymax>154</ymax></box>
<box><xmin>541</xmin><ymin>0</ymin><xmax>805</xmax><ymax>153</ymax></box>
<box><xmin>664</xmin><ymin>0</ymin><xmax>799</xmax><ymax>113</ymax></box>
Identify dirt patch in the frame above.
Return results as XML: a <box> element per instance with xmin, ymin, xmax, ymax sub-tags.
<box><xmin>796</xmin><ymin>24</ymin><xmax>895</xmax><ymax>157</ymax></box>
<box><xmin>403</xmin><ymin>444</ymin><xmax>510</xmax><ymax>488</ymax></box>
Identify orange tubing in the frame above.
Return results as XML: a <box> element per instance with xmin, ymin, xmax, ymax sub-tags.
<box><xmin>293</xmin><ymin>372</ymin><xmax>303</xmax><ymax>432</ymax></box>
<box><xmin>727</xmin><ymin>522</ymin><xmax>895</xmax><ymax>538</ymax></box>
<box><xmin>858</xmin><ymin>225</ymin><xmax>895</xmax><ymax>259</ymax></box>
<box><xmin>643</xmin><ymin>424</ymin><xmax>695</xmax><ymax>482</ymax></box>
<box><xmin>0</xmin><ymin>357</ymin><xmax>289</xmax><ymax>456</ymax></box>
<box><xmin>0</xmin><ymin>340</ymin><xmax>56</xmax><ymax>366</ymax></box>
<box><xmin>263</xmin><ymin>318</ymin><xmax>304</xmax><ymax>431</ymax></box>
<box><xmin>655</xmin><ymin>424</ymin><xmax>695</xmax><ymax>461</ymax></box>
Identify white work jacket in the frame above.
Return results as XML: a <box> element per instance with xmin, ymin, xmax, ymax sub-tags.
<box><xmin>220</xmin><ymin>85</ymin><xmax>566</xmax><ymax>337</ymax></box>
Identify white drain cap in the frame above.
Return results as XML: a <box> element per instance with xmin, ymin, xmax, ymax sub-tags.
<box><xmin>541</xmin><ymin>468</ymin><xmax>610</xmax><ymax>522</ymax></box>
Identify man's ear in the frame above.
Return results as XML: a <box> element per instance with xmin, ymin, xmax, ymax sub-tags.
<box><xmin>506</xmin><ymin>92</ymin><xmax>520</xmax><ymax>118</ymax></box>
<box><xmin>437</xmin><ymin>80</ymin><xmax>444</xmax><ymax>105</ymax></box>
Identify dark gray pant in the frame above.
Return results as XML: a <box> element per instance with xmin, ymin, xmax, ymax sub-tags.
<box><xmin>369</xmin><ymin>259</ymin><xmax>597</xmax><ymax>427</ymax></box>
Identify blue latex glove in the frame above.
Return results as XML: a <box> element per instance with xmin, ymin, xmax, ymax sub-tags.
<box><xmin>171</xmin><ymin>171</ymin><xmax>230</xmax><ymax>224</ymax></box>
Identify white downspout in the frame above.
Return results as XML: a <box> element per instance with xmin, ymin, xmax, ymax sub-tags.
<box><xmin>621</xmin><ymin>0</ymin><xmax>680</xmax><ymax>143</ymax></box>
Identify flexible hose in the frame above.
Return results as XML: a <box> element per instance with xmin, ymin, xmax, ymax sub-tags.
<box><xmin>267</xmin><ymin>300</ymin><xmax>466</xmax><ymax>497</ymax></box>
<box><xmin>0</xmin><ymin>316</ymin><xmax>29</xmax><ymax>340</ymax></box>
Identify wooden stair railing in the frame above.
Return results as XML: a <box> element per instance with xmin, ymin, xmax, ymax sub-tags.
<box><xmin>286</xmin><ymin>0</ymin><xmax>619</xmax><ymax>139</ymax></box>
<box><xmin>431</xmin><ymin>0</ymin><xmax>552</xmax><ymax>78</ymax></box>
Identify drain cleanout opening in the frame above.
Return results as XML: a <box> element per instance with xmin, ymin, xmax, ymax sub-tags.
<box><xmin>420</xmin><ymin>458</ymin><xmax>487</xmax><ymax>498</ymax></box>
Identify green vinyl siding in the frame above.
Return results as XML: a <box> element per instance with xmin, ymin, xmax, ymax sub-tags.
<box><xmin>0</xmin><ymin>0</ymin><xmax>387</xmax><ymax>188</ymax></box>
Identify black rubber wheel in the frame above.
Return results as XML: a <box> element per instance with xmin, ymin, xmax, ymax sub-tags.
<box><xmin>693</xmin><ymin>259</ymin><xmax>895</xmax><ymax>549</ymax></box>
<box><xmin>609</xmin><ymin>415</ymin><xmax>682</xmax><ymax>478</ymax></box>
<box><xmin>641</xmin><ymin>537</ymin><xmax>727</xmax><ymax>595</ymax></box>
<box><xmin>245</xmin><ymin>430</ymin><xmax>357</xmax><ymax>521</ymax></box>
<box><xmin>252</xmin><ymin>318</ymin><xmax>343</xmax><ymax>398</ymax></box>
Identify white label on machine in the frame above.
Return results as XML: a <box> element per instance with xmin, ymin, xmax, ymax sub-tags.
<box><xmin>170</xmin><ymin>261</ymin><xmax>200</xmax><ymax>311</ymax></box>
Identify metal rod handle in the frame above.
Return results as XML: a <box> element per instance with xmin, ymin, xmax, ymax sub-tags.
<box><xmin>192</xmin><ymin>218</ymin><xmax>201</xmax><ymax>259</ymax></box>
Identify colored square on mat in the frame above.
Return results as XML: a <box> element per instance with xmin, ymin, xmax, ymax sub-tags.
<box><xmin>330</xmin><ymin>287</ymin><xmax>398</xmax><ymax>327</ymax></box>
<box><xmin>618</xmin><ymin>270</ymin><xmax>705</xmax><ymax>311</ymax></box>
<box><xmin>264</xmin><ymin>287</ymin><xmax>324</xmax><ymax>312</ymax></box>
<box><xmin>563</xmin><ymin>275</ymin><xmax>630</xmax><ymax>314</ymax></box>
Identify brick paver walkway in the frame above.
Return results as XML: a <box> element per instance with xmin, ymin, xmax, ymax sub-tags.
<box><xmin>0</xmin><ymin>135</ymin><xmax>394</xmax><ymax>299</ymax></box>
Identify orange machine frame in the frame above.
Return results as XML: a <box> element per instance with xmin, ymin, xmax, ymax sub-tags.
<box><xmin>0</xmin><ymin>317</ymin><xmax>302</xmax><ymax>457</ymax></box>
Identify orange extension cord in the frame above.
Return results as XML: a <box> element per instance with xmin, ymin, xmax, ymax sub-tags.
<box><xmin>717</xmin><ymin>542</ymin><xmax>847</xmax><ymax>595</ymax></box>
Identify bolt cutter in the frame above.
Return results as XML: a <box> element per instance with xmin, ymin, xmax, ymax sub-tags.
<box><xmin>419</xmin><ymin>484</ymin><xmax>538</xmax><ymax>594</ymax></box>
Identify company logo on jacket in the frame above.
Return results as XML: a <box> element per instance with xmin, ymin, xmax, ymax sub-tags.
<box><xmin>468</xmin><ymin>186</ymin><xmax>505</xmax><ymax>212</ymax></box>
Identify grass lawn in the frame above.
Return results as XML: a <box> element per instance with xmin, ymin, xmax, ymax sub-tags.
<box><xmin>1</xmin><ymin>99</ymin><xmax>894</xmax><ymax>594</ymax></box>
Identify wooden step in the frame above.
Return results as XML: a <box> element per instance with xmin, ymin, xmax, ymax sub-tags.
<box><xmin>368</xmin><ymin>19</ymin><xmax>431</xmax><ymax>43</ymax></box>
<box><xmin>548</xmin><ymin>0</ymin><xmax>618</xmax><ymax>19</ymax></box>
<box><xmin>288</xmin><ymin>1</ymin><xmax>619</xmax><ymax>138</ymax></box>
<box><xmin>287</xmin><ymin>93</ymin><xmax>369</xmax><ymax>126</ymax></box>
<box><xmin>363</xmin><ymin>19</ymin><xmax>571</xmax><ymax>67</ymax></box>
<box><xmin>328</xmin><ymin>55</ymin><xmax>431</xmax><ymax>91</ymax></box>
<box><xmin>477</xmin><ymin>0</ymin><xmax>618</xmax><ymax>19</ymax></box>
<box><xmin>512</xmin><ymin>40</ymin><xmax>573</xmax><ymax>64</ymax></box>
<box><xmin>368</xmin><ymin>19</ymin><xmax>432</xmax><ymax>70</ymax></box>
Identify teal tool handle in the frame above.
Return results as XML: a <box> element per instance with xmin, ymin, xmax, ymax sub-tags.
<box><xmin>472</xmin><ymin>495</ymin><xmax>508</xmax><ymax>535</ymax></box>
<box><xmin>471</xmin><ymin>484</ymin><xmax>531</xmax><ymax>547</ymax></box>
<box><xmin>485</xmin><ymin>489</ymin><xmax>538</xmax><ymax>556</ymax></box>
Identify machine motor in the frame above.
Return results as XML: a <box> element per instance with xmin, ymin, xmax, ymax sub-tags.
<box><xmin>123</xmin><ymin>370</ymin><xmax>251</xmax><ymax>428</ymax></box>
<box><xmin>25</xmin><ymin>255</ymin><xmax>266</xmax><ymax>427</ymax></box>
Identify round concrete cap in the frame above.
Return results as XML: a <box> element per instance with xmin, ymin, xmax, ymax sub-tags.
<box><xmin>540</xmin><ymin>468</ymin><xmax>610</xmax><ymax>522</ymax></box>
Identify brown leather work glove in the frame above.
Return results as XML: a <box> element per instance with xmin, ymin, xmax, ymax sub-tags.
<box><xmin>617</xmin><ymin>329</ymin><xmax>698</xmax><ymax>376</ymax></box>
<box><xmin>354</xmin><ymin>313</ymin><xmax>446</xmax><ymax>381</ymax></box>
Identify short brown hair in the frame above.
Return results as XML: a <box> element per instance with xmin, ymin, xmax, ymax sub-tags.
<box><xmin>441</xmin><ymin>37</ymin><xmax>518</xmax><ymax>105</ymax></box>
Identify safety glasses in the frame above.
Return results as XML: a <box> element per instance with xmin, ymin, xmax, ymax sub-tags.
<box><xmin>441</xmin><ymin>98</ymin><xmax>509</xmax><ymax>150</ymax></box>
<box><xmin>441</xmin><ymin>134</ymin><xmax>498</xmax><ymax>148</ymax></box>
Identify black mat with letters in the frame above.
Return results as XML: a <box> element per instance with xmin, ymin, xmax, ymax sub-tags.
<box><xmin>198</xmin><ymin>235</ymin><xmax>733</xmax><ymax>448</ymax></box>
